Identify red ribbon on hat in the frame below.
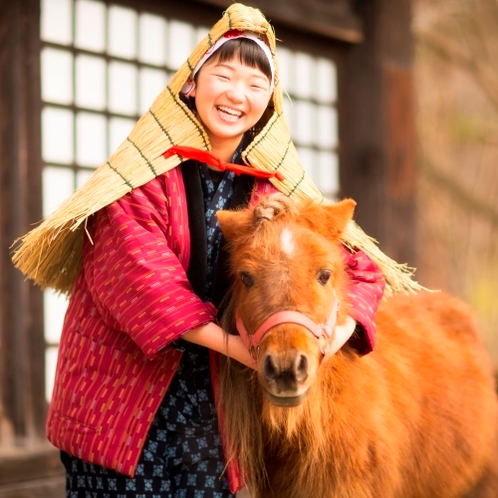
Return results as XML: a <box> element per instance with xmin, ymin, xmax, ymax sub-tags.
<box><xmin>162</xmin><ymin>145</ymin><xmax>285</xmax><ymax>181</ymax></box>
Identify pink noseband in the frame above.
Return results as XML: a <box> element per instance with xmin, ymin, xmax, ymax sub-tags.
<box><xmin>235</xmin><ymin>298</ymin><xmax>340</xmax><ymax>359</ymax></box>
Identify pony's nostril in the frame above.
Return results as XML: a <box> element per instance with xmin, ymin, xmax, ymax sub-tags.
<box><xmin>264</xmin><ymin>355</ymin><xmax>277</xmax><ymax>380</ymax></box>
<box><xmin>295</xmin><ymin>354</ymin><xmax>308</xmax><ymax>381</ymax></box>
<box><xmin>263</xmin><ymin>353</ymin><xmax>308</xmax><ymax>386</ymax></box>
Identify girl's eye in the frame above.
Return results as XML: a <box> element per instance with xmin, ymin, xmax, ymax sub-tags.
<box><xmin>250</xmin><ymin>79</ymin><xmax>269</xmax><ymax>90</ymax></box>
<box><xmin>317</xmin><ymin>269</ymin><xmax>332</xmax><ymax>286</ymax></box>
<box><xmin>239</xmin><ymin>271</ymin><xmax>254</xmax><ymax>288</ymax></box>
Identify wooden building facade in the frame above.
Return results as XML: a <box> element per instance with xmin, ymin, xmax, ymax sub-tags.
<box><xmin>0</xmin><ymin>0</ymin><xmax>416</xmax><ymax>495</ymax></box>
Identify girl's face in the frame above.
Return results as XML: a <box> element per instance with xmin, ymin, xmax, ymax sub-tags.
<box><xmin>190</xmin><ymin>56</ymin><xmax>272</xmax><ymax>151</ymax></box>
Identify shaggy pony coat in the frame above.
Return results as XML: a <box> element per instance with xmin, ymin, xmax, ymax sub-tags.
<box><xmin>216</xmin><ymin>194</ymin><xmax>498</xmax><ymax>498</ymax></box>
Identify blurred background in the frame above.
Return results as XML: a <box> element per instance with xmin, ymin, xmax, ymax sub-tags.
<box><xmin>0</xmin><ymin>0</ymin><xmax>496</xmax><ymax>495</ymax></box>
<box><xmin>414</xmin><ymin>0</ymin><xmax>498</xmax><ymax>357</ymax></box>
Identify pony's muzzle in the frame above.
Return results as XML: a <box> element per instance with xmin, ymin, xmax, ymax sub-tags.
<box><xmin>263</xmin><ymin>351</ymin><xmax>309</xmax><ymax>387</ymax></box>
<box><xmin>260</xmin><ymin>347</ymin><xmax>316</xmax><ymax>406</ymax></box>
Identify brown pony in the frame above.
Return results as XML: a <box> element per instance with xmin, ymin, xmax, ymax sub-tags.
<box><xmin>216</xmin><ymin>194</ymin><xmax>498</xmax><ymax>498</ymax></box>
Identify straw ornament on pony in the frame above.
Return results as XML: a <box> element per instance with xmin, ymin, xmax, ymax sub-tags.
<box><xmin>215</xmin><ymin>193</ymin><xmax>498</xmax><ymax>498</ymax></box>
<box><xmin>12</xmin><ymin>2</ymin><xmax>420</xmax><ymax>297</ymax></box>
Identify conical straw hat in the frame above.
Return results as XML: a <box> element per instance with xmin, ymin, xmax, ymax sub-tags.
<box><xmin>11</xmin><ymin>2</ymin><xmax>422</xmax><ymax>296</ymax></box>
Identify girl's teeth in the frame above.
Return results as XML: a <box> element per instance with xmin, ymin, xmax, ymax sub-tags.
<box><xmin>218</xmin><ymin>106</ymin><xmax>241</xmax><ymax>117</ymax></box>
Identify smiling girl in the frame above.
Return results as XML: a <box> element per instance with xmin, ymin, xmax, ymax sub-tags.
<box><xmin>188</xmin><ymin>38</ymin><xmax>273</xmax><ymax>162</ymax></box>
<box><xmin>10</xmin><ymin>3</ymin><xmax>415</xmax><ymax>497</ymax></box>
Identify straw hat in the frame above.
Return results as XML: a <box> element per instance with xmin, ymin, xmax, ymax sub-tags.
<box><xmin>11</xmin><ymin>3</ymin><xmax>422</xmax><ymax>296</ymax></box>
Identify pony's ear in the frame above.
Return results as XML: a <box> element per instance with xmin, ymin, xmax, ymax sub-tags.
<box><xmin>321</xmin><ymin>198</ymin><xmax>357</xmax><ymax>239</ymax></box>
<box><xmin>296</xmin><ymin>198</ymin><xmax>356</xmax><ymax>240</ymax></box>
<box><xmin>216</xmin><ymin>209</ymin><xmax>251</xmax><ymax>241</ymax></box>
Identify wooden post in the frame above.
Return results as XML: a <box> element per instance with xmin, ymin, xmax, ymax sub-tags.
<box><xmin>0</xmin><ymin>0</ymin><xmax>46</xmax><ymax>446</ymax></box>
<box><xmin>339</xmin><ymin>0</ymin><xmax>418</xmax><ymax>267</ymax></box>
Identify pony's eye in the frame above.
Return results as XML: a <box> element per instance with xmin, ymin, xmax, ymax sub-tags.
<box><xmin>239</xmin><ymin>271</ymin><xmax>254</xmax><ymax>288</ymax></box>
<box><xmin>317</xmin><ymin>269</ymin><xmax>332</xmax><ymax>286</ymax></box>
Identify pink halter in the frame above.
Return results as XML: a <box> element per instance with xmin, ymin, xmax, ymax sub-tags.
<box><xmin>235</xmin><ymin>298</ymin><xmax>340</xmax><ymax>359</ymax></box>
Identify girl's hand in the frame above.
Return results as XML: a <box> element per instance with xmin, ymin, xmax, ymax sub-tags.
<box><xmin>181</xmin><ymin>322</ymin><xmax>257</xmax><ymax>370</ymax></box>
<box><xmin>225</xmin><ymin>334</ymin><xmax>257</xmax><ymax>369</ymax></box>
<box><xmin>324</xmin><ymin>315</ymin><xmax>356</xmax><ymax>361</ymax></box>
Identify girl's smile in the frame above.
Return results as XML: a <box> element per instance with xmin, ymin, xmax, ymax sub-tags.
<box><xmin>216</xmin><ymin>105</ymin><xmax>243</xmax><ymax>121</ymax></box>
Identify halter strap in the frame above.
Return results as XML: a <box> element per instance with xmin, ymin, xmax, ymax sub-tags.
<box><xmin>235</xmin><ymin>298</ymin><xmax>340</xmax><ymax>358</ymax></box>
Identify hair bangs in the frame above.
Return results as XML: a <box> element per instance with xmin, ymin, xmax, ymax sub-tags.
<box><xmin>209</xmin><ymin>38</ymin><xmax>273</xmax><ymax>82</ymax></box>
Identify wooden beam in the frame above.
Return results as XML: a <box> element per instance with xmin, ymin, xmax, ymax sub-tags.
<box><xmin>0</xmin><ymin>446</ymin><xmax>63</xmax><ymax>486</ymax></box>
<box><xmin>0</xmin><ymin>446</ymin><xmax>64</xmax><ymax>497</ymax></box>
<box><xmin>196</xmin><ymin>0</ymin><xmax>364</xmax><ymax>43</ymax></box>
<box><xmin>339</xmin><ymin>0</ymin><xmax>418</xmax><ymax>267</ymax></box>
<box><xmin>0</xmin><ymin>0</ymin><xmax>46</xmax><ymax>446</ymax></box>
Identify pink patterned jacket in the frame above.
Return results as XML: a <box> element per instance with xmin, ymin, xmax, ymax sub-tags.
<box><xmin>46</xmin><ymin>169</ymin><xmax>385</xmax><ymax>493</ymax></box>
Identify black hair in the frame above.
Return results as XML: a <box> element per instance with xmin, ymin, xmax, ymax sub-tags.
<box><xmin>202</xmin><ymin>38</ymin><xmax>273</xmax><ymax>83</ymax></box>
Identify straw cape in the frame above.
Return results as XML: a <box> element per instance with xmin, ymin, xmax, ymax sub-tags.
<box><xmin>11</xmin><ymin>3</ymin><xmax>422</xmax><ymax>296</ymax></box>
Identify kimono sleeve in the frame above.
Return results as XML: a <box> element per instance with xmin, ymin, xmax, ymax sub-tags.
<box><xmin>342</xmin><ymin>246</ymin><xmax>386</xmax><ymax>355</ymax></box>
<box><xmin>83</xmin><ymin>177</ymin><xmax>216</xmax><ymax>359</ymax></box>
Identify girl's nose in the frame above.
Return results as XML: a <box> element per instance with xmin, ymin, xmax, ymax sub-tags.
<box><xmin>226</xmin><ymin>83</ymin><xmax>245</xmax><ymax>102</ymax></box>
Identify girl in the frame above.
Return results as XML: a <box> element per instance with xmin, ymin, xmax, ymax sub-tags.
<box><xmin>12</xmin><ymin>3</ymin><xmax>417</xmax><ymax>497</ymax></box>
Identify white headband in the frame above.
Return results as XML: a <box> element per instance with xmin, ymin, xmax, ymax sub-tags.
<box><xmin>181</xmin><ymin>30</ymin><xmax>275</xmax><ymax>97</ymax></box>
